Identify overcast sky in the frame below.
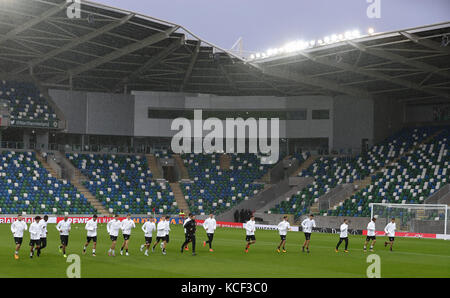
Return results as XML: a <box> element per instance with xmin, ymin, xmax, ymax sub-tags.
<box><xmin>95</xmin><ymin>0</ymin><xmax>450</xmax><ymax>54</ymax></box>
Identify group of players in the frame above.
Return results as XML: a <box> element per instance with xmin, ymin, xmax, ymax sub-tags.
<box><xmin>10</xmin><ymin>212</ymin><xmax>397</xmax><ymax>259</ymax></box>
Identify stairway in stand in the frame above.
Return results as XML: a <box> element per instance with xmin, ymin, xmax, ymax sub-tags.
<box><xmin>59</xmin><ymin>154</ymin><xmax>109</xmax><ymax>215</ymax></box>
<box><xmin>173</xmin><ymin>154</ymin><xmax>190</xmax><ymax>180</ymax></box>
<box><xmin>220</xmin><ymin>154</ymin><xmax>231</xmax><ymax>170</ymax></box>
<box><xmin>35</xmin><ymin>152</ymin><xmax>60</xmax><ymax>179</ymax></box>
<box><xmin>291</xmin><ymin>155</ymin><xmax>319</xmax><ymax>177</ymax></box>
<box><xmin>170</xmin><ymin>182</ymin><xmax>190</xmax><ymax>214</ymax></box>
<box><xmin>146</xmin><ymin>154</ymin><xmax>163</xmax><ymax>179</ymax></box>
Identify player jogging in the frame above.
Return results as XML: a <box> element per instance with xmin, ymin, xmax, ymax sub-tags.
<box><xmin>301</xmin><ymin>214</ymin><xmax>316</xmax><ymax>253</ymax></box>
<box><xmin>335</xmin><ymin>218</ymin><xmax>349</xmax><ymax>253</ymax></box>
<box><xmin>276</xmin><ymin>216</ymin><xmax>291</xmax><ymax>253</ymax></box>
<box><xmin>56</xmin><ymin>216</ymin><xmax>71</xmax><ymax>258</ymax></box>
<box><xmin>107</xmin><ymin>214</ymin><xmax>122</xmax><ymax>257</ymax></box>
<box><xmin>29</xmin><ymin>216</ymin><xmax>42</xmax><ymax>258</ymax></box>
<box><xmin>153</xmin><ymin>217</ymin><xmax>167</xmax><ymax>255</ymax></box>
<box><xmin>364</xmin><ymin>217</ymin><xmax>377</xmax><ymax>252</ymax></box>
<box><xmin>140</xmin><ymin>216</ymin><xmax>156</xmax><ymax>256</ymax></box>
<box><xmin>83</xmin><ymin>214</ymin><xmax>98</xmax><ymax>256</ymax></box>
<box><xmin>120</xmin><ymin>214</ymin><xmax>135</xmax><ymax>256</ymax></box>
<box><xmin>37</xmin><ymin>215</ymin><xmax>48</xmax><ymax>257</ymax></box>
<box><xmin>183</xmin><ymin>215</ymin><xmax>191</xmax><ymax>251</ymax></box>
<box><xmin>244</xmin><ymin>216</ymin><xmax>256</xmax><ymax>253</ymax></box>
<box><xmin>181</xmin><ymin>214</ymin><xmax>197</xmax><ymax>256</ymax></box>
<box><xmin>11</xmin><ymin>215</ymin><xmax>27</xmax><ymax>260</ymax></box>
<box><xmin>202</xmin><ymin>213</ymin><xmax>216</xmax><ymax>252</ymax></box>
<box><xmin>384</xmin><ymin>218</ymin><xmax>396</xmax><ymax>251</ymax></box>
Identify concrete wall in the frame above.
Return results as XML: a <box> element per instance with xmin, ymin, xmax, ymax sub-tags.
<box><xmin>405</xmin><ymin>105</ymin><xmax>434</xmax><ymax>123</ymax></box>
<box><xmin>373</xmin><ymin>97</ymin><xmax>405</xmax><ymax>144</ymax></box>
<box><xmin>333</xmin><ymin>95</ymin><xmax>374</xmax><ymax>151</ymax></box>
<box><xmin>49</xmin><ymin>89</ymin><xmax>87</xmax><ymax>134</ymax></box>
<box><xmin>49</xmin><ymin>89</ymin><xmax>400</xmax><ymax>155</ymax></box>
<box><xmin>86</xmin><ymin>92</ymin><xmax>134</xmax><ymax>136</ymax></box>
<box><xmin>49</xmin><ymin>90</ymin><xmax>134</xmax><ymax>135</ymax></box>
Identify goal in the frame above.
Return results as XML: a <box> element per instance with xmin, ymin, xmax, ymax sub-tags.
<box><xmin>370</xmin><ymin>203</ymin><xmax>448</xmax><ymax>239</ymax></box>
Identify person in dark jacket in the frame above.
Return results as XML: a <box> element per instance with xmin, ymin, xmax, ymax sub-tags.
<box><xmin>234</xmin><ymin>210</ymin><xmax>239</xmax><ymax>223</ymax></box>
<box><xmin>180</xmin><ymin>214</ymin><xmax>197</xmax><ymax>256</ymax></box>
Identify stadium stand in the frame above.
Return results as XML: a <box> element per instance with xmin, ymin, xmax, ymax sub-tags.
<box><xmin>333</xmin><ymin>126</ymin><xmax>449</xmax><ymax>218</ymax></box>
<box><xmin>0</xmin><ymin>79</ymin><xmax>58</xmax><ymax>125</ymax></box>
<box><xmin>0</xmin><ymin>151</ymin><xmax>95</xmax><ymax>214</ymax></box>
<box><xmin>67</xmin><ymin>153</ymin><xmax>179</xmax><ymax>215</ymax></box>
<box><xmin>271</xmin><ymin>126</ymin><xmax>443</xmax><ymax>218</ymax></box>
<box><xmin>180</xmin><ymin>153</ymin><xmax>272</xmax><ymax>215</ymax></box>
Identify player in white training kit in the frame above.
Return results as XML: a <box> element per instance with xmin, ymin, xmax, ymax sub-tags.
<box><xmin>183</xmin><ymin>215</ymin><xmax>191</xmax><ymax>251</ymax></box>
<box><xmin>276</xmin><ymin>216</ymin><xmax>291</xmax><ymax>253</ymax></box>
<box><xmin>83</xmin><ymin>214</ymin><xmax>98</xmax><ymax>256</ymax></box>
<box><xmin>37</xmin><ymin>215</ymin><xmax>48</xmax><ymax>257</ymax></box>
<box><xmin>107</xmin><ymin>214</ymin><xmax>122</xmax><ymax>256</ymax></box>
<box><xmin>120</xmin><ymin>214</ymin><xmax>136</xmax><ymax>256</ymax></box>
<box><xmin>384</xmin><ymin>218</ymin><xmax>396</xmax><ymax>251</ymax></box>
<box><xmin>29</xmin><ymin>216</ymin><xmax>42</xmax><ymax>259</ymax></box>
<box><xmin>140</xmin><ymin>216</ymin><xmax>156</xmax><ymax>256</ymax></box>
<box><xmin>153</xmin><ymin>217</ymin><xmax>167</xmax><ymax>255</ymax></box>
<box><xmin>202</xmin><ymin>214</ymin><xmax>217</xmax><ymax>252</ymax></box>
<box><xmin>301</xmin><ymin>214</ymin><xmax>316</xmax><ymax>253</ymax></box>
<box><xmin>56</xmin><ymin>216</ymin><xmax>71</xmax><ymax>258</ymax></box>
<box><xmin>11</xmin><ymin>215</ymin><xmax>27</xmax><ymax>260</ymax></box>
<box><xmin>335</xmin><ymin>218</ymin><xmax>349</xmax><ymax>253</ymax></box>
<box><xmin>364</xmin><ymin>217</ymin><xmax>377</xmax><ymax>252</ymax></box>
<box><xmin>244</xmin><ymin>216</ymin><xmax>256</xmax><ymax>253</ymax></box>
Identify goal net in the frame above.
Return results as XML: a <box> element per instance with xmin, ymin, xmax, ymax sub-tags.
<box><xmin>370</xmin><ymin>203</ymin><xmax>448</xmax><ymax>239</ymax></box>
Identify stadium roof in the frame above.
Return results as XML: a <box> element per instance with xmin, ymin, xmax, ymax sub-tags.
<box><xmin>0</xmin><ymin>0</ymin><xmax>449</xmax><ymax>104</ymax></box>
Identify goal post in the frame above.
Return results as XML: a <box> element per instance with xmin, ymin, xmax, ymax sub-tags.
<box><xmin>370</xmin><ymin>203</ymin><xmax>448</xmax><ymax>239</ymax></box>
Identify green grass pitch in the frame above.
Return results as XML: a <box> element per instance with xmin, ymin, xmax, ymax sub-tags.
<box><xmin>1</xmin><ymin>223</ymin><xmax>449</xmax><ymax>278</ymax></box>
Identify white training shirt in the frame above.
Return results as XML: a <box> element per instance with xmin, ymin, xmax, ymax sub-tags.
<box><xmin>156</xmin><ymin>220</ymin><xmax>167</xmax><ymax>237</ymax></box>
<box><xmin>384</xmin><ymin>222</ymin><xmax>396</xmax><ymax>237</ymax></box>
<box><xmin>367</xmin><ymin>221</ymin><xmax>376</xmax><ymax>236</ymax></box>
<box><xmin>339</xmin><ymin>223</ymin><xmax>348</xmax><ymax>238</ymax></box>
<box><xmin>277</xmin><ymin>220</ymin><xmax>291</xmax><ymax>236</ymax></box>
<box><xmin>183</xmin><ymin>218</ymin><xmax>191</xmax><ymax>234</ymax></box>
<box><xmin>56</xmin><ymin>220</ymin><xmax>71</xmax><ymax>236</ymax></box>
<box><xmin>29</xmin><ymin>222</ymin><xmax>42</xmax><ymax>240</ymax></box>
<box><xmin>11</xmin><ymin>220</ymin><xmax>27</xmax><ymax>238</ymax></box>
<box><xmin>107</xmin><ymin>219</ymin><xmax>122</xmax><ymax>237</ymax></box>
<box><xmin>40</xmin><ymin>220</ymin><xmax>48</xmax><ymax>238</ymax></box>
<box><xmin>142</xmin><ymin>221</ymin><xmax>156</xmax><ymax>237</ymax></box>
<box><xmin>85</xmin><ymin>218</ymin><xmax>98</xmax><ymax>237</ymax></box>
<box><xmin>203</xmin><ymin>217</ymin><xmax>217</xmax><ymax>234</ymax></box>
<box><xmin>301</xmin><ymin>218</ymin><xmax>316</xmax><ymax>233</ymax></box>
<box><xmin>164</xmin><ymin>220</ymin><xmax>171</xmax><ymax>235</ymax></box>
<box><xmin>121</xmin><ymin>218</ymin><xmax>136</xmax><ymax>235</ymax></box>
<box><xmin>245</xmin><ymin>220</ymin><xmax>256</xmax><ymax>236</ymax></box>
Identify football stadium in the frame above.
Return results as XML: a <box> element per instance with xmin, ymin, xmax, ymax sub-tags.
<box><xmin>0</xmin><ymin>0</ymin><xmax>449</xmax><ymax>282</ymax></box>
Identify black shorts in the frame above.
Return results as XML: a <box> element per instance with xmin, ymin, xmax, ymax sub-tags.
<box><xmin>156</xmin><ymin>236</ymin><xmax>166</xmax><ymax>242</ymax></box>
<box><xmin>145</xmin><ymin>237</ymin><xmax>152</xmax><ymax>244</ymax></box>
<box><xmin>123</xmin><ymin>234</ymin><xmax>130</xmax><ymax>241</ymax></box>
<box><xmin>14</xmin><ymin>237</ymin><xmax>23</xmax><ymax>245</ymax></box>
<box><xmin>246</xmin><ymin>235</ymin><xmax>256</xmax><ymax>242</ymax></box>
<box><xmin>87</xmin><ymin>236</ymin><xmax>97</xmax><ymax>243</ymax></box>
<box><xmin>304</xmin><ymin>233</ymin><xmax>311</xmax><ymax>240</ymax></box>
<box><xmin>366</xmin><ymin>235</ymin><xmax>376</xmax><ymax>241</ymax></box>
<box><xmin>60</xmin><ymin>235</ymin><xmax>69</xmax><ymax>246</ymax></box>
<box><xmin>388</xmin><ymin>237</ymin><xmax>395</xmax><ymax>242</ymax></box>
<box><xmin>110</xmin><ymin>235</ymin><xmax>118</xmax><ymax>241</ymax></box>
<box><xmin>29</xmin><ymin>239</ymin><xmax>40</xmax><ymax>247</ymax></box>
<box><xmin>165</xmin><ymin>235</ymin><xmax>170</xmax><ymax>243</ymax></box>
<box><xmin>40</xmin><ymin>238</ymin><xmax>47</xmax><ymax>247</ymax></box>
<box><xmin>280</xmin><ymin>235</ymin><xmax>286</xmax><ymax>241</ymax></box>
